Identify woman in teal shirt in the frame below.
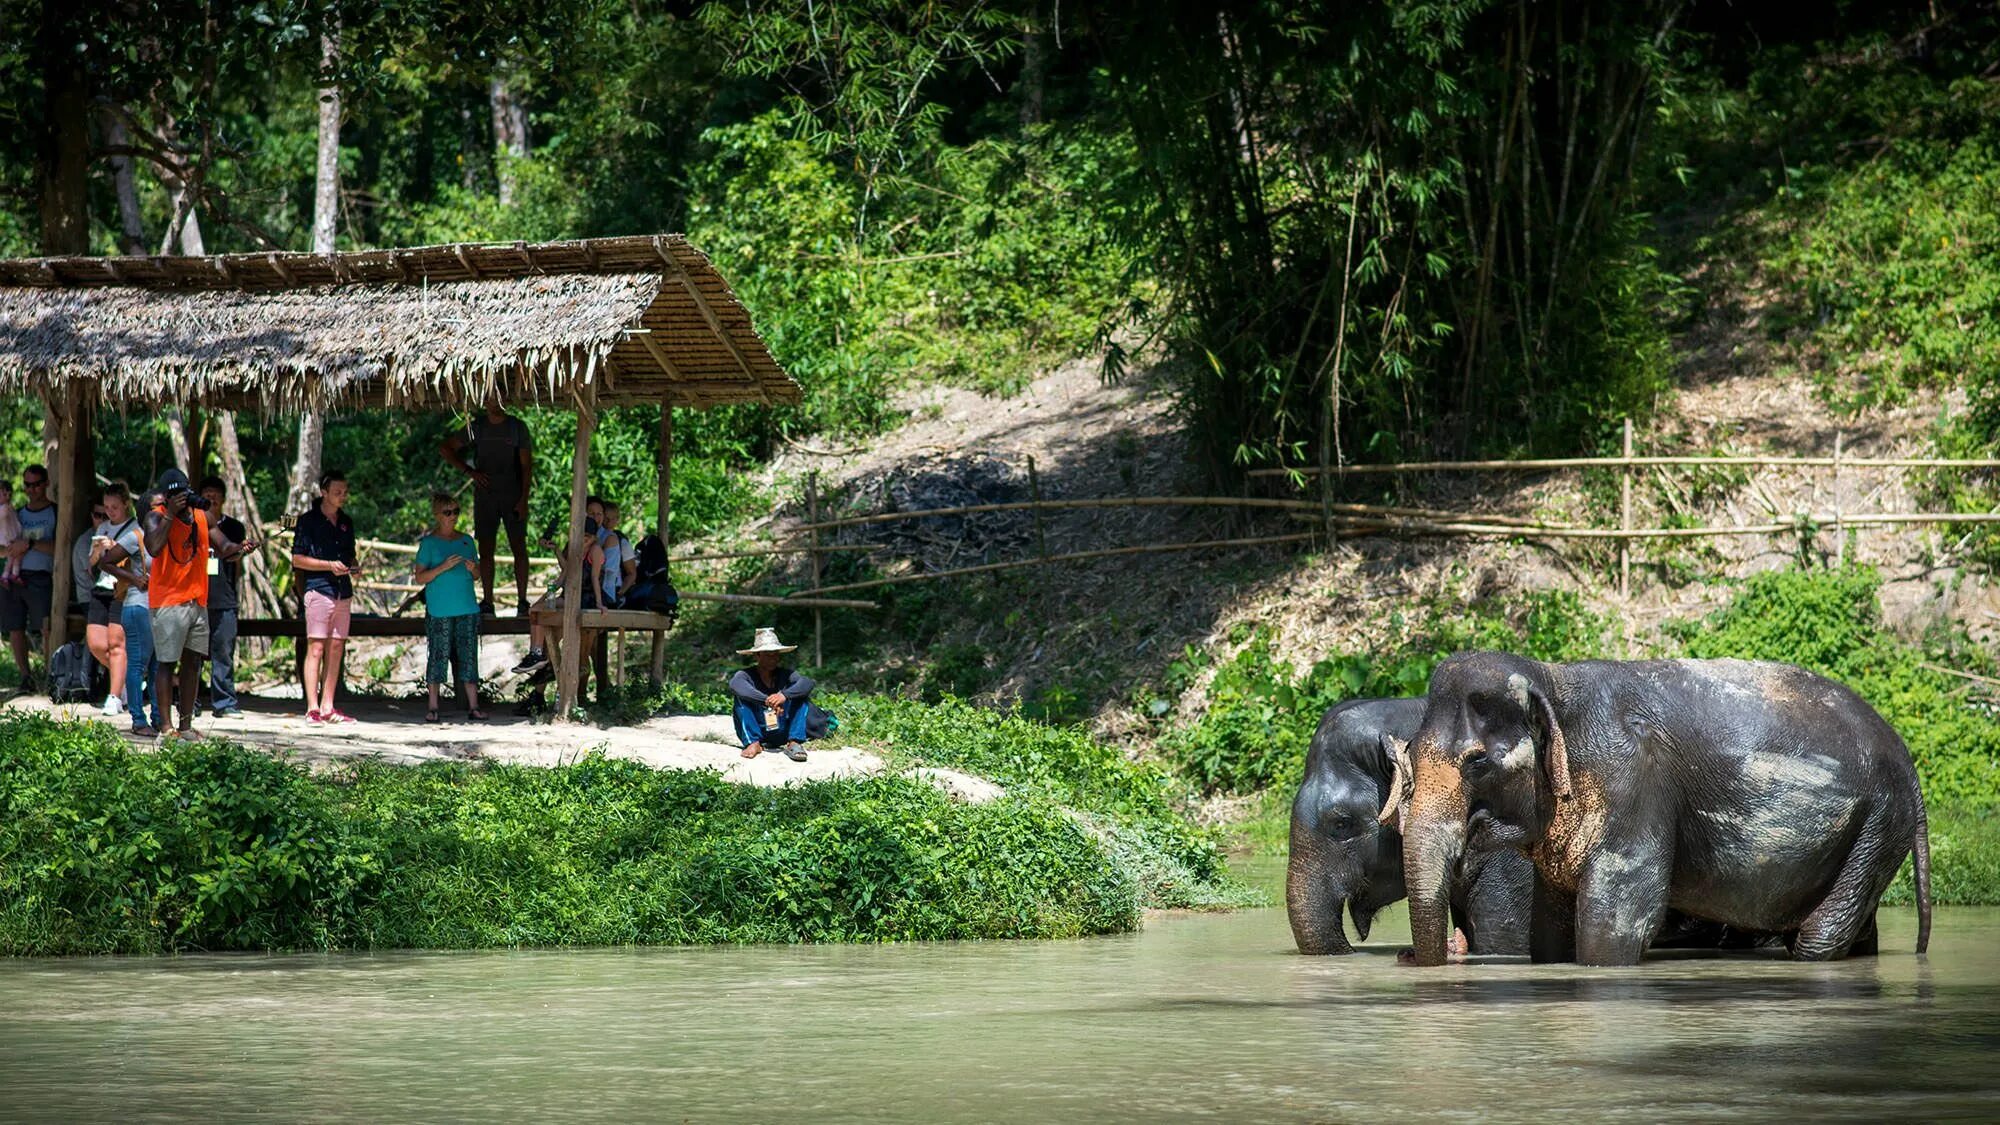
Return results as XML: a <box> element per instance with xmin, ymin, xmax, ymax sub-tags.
<box><xmin>414</xmin><ymin>492</ymin><xmax>485</xmax><ymax>722</ymax></box>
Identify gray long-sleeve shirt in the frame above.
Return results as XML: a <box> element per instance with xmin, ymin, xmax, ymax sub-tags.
<box><xmin>727</xmin><ymin>667</ymin><xmax>815</xmax><ymax>708</ymax></box>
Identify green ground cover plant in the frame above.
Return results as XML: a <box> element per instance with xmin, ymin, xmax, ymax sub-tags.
<box><xmin>1169</xmin><ymin>590</ymin><xmax>1612</xmax><ymax>795</ymax></box>
<box><xmin>0</xmin><ymin>711</ymin><xmax>1233</xmax><ymax>956</ymax></box>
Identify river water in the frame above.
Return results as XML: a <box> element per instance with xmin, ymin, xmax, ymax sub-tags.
<box><xmin>2</xmin><ymin>898</ymin><xmax>1995</xmax><ymax>1122</ymax></box>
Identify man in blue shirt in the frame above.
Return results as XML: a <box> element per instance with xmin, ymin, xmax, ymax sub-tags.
<box><xmin>727</xmin><ymin>628</ymin><xmax>817</xmax><ymax>762</ymax></box>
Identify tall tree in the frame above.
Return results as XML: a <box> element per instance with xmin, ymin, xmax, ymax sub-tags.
<box><xmin>287</xmin><ymin>25</ymin><xmax>339</xmax><ymax>524</ymax></box>
<box><xmin>490</xmin><ymin>63</ymin><xmax>529</xmax><ymax>206</ymax></box>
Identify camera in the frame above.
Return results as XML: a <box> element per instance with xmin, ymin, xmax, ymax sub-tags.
<box><xmin>163</xmin><ymin>481</ymin><xmax>211</xmax><ymax>510</ymax></box>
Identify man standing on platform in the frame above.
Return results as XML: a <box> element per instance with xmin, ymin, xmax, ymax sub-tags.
<box><xmin>0</xmin><ymin>465</ymin><xmax>57</xmax><ymax>691</ymax></box>
<box><xmin>200</xmin><ymin>476</ymin><xmax>256</xmax><ymax>719</ymax></box>
<box><xmin>440</xmin><ymin>396</ymin><xmax>534</xmax><ymax>616</ymax></box>
<box><xmin>143</xmin><ymin>470</ymin><xmax>244</xmax><ymax>738</ymax></box>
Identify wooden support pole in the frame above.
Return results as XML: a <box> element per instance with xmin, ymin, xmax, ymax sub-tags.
<box><xmin>807</xmin><ymin>469</ymin><xmax>823</xmax><ymax>669</ymax></box>
<box><xmin>1027</xmin><ymin>456</ymin><xmax>1049</xmax><ymax>560</ymax></box>
<box><xmin>555</xmin><ymin>388</ymin><xmax>597</xmax><ymax>719</ymax></box>
<box><xmin>47</xmin><ymin>387</ymin><xmax>80</xmax><ymax>659</ymax></box>
<box><xmin>1619</xmin><ymin>418</ymin><xmax>1633</xmax><ymax>599</ymax></box>
<box><xmin>1833</xmin><ymin>432</ymin><xmax>1846</xmax><ymax>568</ymax></box>
<box><xmin>651</xmin><ymin>400</ymin><xmax>673</xmax><ymax>687</ymax></box>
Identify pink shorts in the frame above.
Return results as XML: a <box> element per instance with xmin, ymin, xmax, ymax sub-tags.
<box><xmin>305</xmin><ymin>590</ymin><xmax>352</xmax><ymax>640</ymax></box>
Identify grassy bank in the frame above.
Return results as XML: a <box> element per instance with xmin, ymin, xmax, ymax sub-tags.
<box><xmin>0</xmin><ymin>707</ymin><xmax>1240</xmax><ymax>956</ymax></box>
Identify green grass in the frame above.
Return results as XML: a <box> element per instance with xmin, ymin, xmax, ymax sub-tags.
<box><xmin>0</xmin><ymin>710</ymin><xmax>1236</xmax><ymax>956</ymax></box>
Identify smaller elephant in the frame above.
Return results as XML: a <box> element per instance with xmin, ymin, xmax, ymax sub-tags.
<box><xmin>1288</xmin><ymin>697</ymin><xmax>1532</xmax><ymax>955</ymax></box>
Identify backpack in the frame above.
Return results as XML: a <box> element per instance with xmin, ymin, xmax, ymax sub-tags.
<box><xmin>634</xmin><ymin>533</ymin><xmax>670</xmax><ymax>583</ymax></box>
<box><xmin>49</xmin><ymin>640</ymin><xmax>101</xmax><ymax>703</ymax></box>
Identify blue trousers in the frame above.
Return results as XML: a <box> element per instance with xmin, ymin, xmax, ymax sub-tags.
<box><xmin>119</xmin><ymin>601</ymin><xmax>162</xmax><ymax>730</ymax></box>
<box><xmin>734</xmin><ymin>698</ymin><xmax>811</xmax><ymax>748</ymax></box>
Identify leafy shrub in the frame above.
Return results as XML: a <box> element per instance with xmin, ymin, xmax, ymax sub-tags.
<box><xmin>1670</xmin><ymin>567</ymin><xmax>2000</xmax><ymax>805</ymax></box>
<box><xmin>1169</xmin><ymin>590</ymin><xmax>1613</xmax><ymax>794</ymax></box>
<box><xmin>829</xmin><ymin>694</ymin><xmax>1240</xmax><ymax>908</ymax></box>
<box><xmin>0</xmin><ymin>714</ymin><xmax>1197</xmax><ymax>955</ymax></box>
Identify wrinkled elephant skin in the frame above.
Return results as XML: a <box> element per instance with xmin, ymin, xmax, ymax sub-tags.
<box><xmin>1400</xmin><ymin>653</ymin><xmax>1933</xmax><ymax>967</ymax></box>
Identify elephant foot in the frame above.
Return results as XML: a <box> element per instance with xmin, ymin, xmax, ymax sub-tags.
<box><xmin>1397</xmin><ymin>929</ymin><xmax>1470</xmax><ymax>964</ymax></box>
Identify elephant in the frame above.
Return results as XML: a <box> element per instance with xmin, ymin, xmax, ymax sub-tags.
<box><xmin>1394</xmin><ymin>652</ymin><xmax>1934</xmax><ymax>967</ymax></box>
<box><xmin>1287</xmin><ymin>697</ymin><xmax>1533</xmax><ymax>955</ymax></box>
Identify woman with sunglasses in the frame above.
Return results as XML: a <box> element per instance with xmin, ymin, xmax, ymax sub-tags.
<box><xmin>413</xmin><ymin>491</ymin><xmax>485</xmax><ymax>723</ymax></box>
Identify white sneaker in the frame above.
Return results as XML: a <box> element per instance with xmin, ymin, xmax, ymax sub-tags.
<box><xmin>101</xmin><ymin>694</ymin><xmax>124</xmax><ymax>717</ymax></box>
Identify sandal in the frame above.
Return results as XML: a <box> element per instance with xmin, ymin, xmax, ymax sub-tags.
<box><xmin>424</xmin><ymin>708</ymin><xmax>441</xmax><ymax>724</ymax></box>
<box><xmin>466</xmin><ymin>708</ymin><xmax>488</xmax><ymax>722</ymax></box>
<box><xmin>784</xmin><ymin>741</ymin><xmax>808</xmax><ymax>762</ymax></box>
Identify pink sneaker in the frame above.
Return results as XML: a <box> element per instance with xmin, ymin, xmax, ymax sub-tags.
<box><xmin>305</xmin><ymin>710</ymin><xmax>324</xmax><ymax>725</ymax></box>
<box><xmin>325</xmin><ymin>709</ymin><xmax>357</xmax><ymax>725</ymax></box>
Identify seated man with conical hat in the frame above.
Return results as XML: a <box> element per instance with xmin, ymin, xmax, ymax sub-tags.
<box><xmin>727</xmin><ymin>627</ymin><xmax>817</xmax><ymax>762</ymax></box>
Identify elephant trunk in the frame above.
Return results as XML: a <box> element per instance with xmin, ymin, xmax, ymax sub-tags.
<box><xmin>1286</xmin><ymin>822</ymin><xmax>1357</xmax><ymax>955</ymax></box>
<box><xmin>1402</xmin><ymin>776</ymin><xmax>1462</xmax><ymax>967</ymax></box>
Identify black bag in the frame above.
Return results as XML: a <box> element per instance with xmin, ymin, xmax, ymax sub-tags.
<box><xmin>49</xmin><ymin>640</ymin><xmax>100</xmax><ymax>703</ymax></box>
<box><xmin>633</xmin><ymin>533</ymin><xmax>670</xmax><ymax>584</ymax></box>
<box><xmin>805</xmin><ymin>703</ymin><xmax>836</xmax><ymax>740</ymax></box>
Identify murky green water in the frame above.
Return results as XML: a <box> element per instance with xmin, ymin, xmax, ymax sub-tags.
<box><xmin>2</xmin><ymin>901</ymin><xmax>1994</xmax><ymax>1122</ymax></box>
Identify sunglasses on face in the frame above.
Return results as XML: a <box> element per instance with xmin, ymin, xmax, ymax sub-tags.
<box><xmin>439</xmin><ymin>508</ymin><xmax>460</xmax><ymax>517</ymax></box>
<box><xmin>91</xmin><ymin>510</ymin><xmax>106</xmax><ymax>520</ymax></box>
<box><xmin>23</xmin><ymin>478</ymin><xmax>45</xmax><ymax>488</ymax></box>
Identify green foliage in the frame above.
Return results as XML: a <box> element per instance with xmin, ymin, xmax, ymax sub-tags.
<box><xmin>0</xmin><ymin>712</ymin><xmax>1188</xmax><ymax>955</ymax></box>
<box><xmin>1884</xmin><ymin>804</ymin><xmax>2000</xmax><ymax>908</ymax></box>
<box><xmin>1670</xmin><ymin>567</ymin><xmax>2000</xmax><ymax>805</ymax></box>
<box><xmin>1168</xmin><ymin>590</ymin><xmax>1613</xmax><ymax>794</ymax></box>
<box><xmin>831</xmin><ymin>694</ymin><xmax>1244</xmax><ymax>909</ymax></box>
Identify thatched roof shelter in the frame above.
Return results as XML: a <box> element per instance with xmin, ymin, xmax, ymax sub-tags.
<box><xmin>0</xmin><ymin>234</ymin><xmax>805</xmax><ymax>716</ymax></box>
<box><xmin>0</xmin><ymin>234</ymin><xmax>799</xmax><ymax>411</ymax></box>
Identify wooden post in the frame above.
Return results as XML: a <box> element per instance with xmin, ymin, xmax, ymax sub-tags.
<box><xmin>1833</xmin><ymin>432</ymin><xmax>1845</xmax><ymax>568</ymax></box>
<box><xmin>555</xmin><ymin>388</ymin><xmax>597</xmax><ymax>718</ymax></box>
<box><xmin>46</xmin><ymin>387</ymin><xmax>79</xmax><ymax>659</ymax></box>
<box><xmin>1027</xmin><ymin>455</ymin><xmax>1049</xmax><ymax>560</ymax></box>
<box><xmin>807</xmin><ymin>469</ymin><xmax>823</xmax><ymax>668</ymax></box>
<box><xmin>1619</xmin><ymin>417</ymin><xmax>1633</xmax><ymax>599</ymax></box>
<box><xmin>650</xmin><ymin>400</ymin><xmax>672</xmax><ymax>687</ymax></box>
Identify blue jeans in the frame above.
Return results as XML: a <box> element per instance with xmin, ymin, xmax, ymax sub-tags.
<box><xmin>207</xmin><ymin>607</ymin><xmax>238</xmax><ymax>712</ymax></box>
<box><xmin>734</xmin><ymin>698</ymin><xmax>811</xmax><ymax>748</ymax></box>
<box><xmin>119</xmin><ymin>601</ymin><xmax>161</xmax><ymax>730</ymax></box>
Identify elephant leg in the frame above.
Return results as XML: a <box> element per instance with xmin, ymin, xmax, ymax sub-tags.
<box><xmin>1573</xmin><ymin>841</ymin><xmax>1671</xmax><ymax>967</ymax></box>
<box><xmin>1848</xmin><ymin>911</ymin><xmax>1879</xmax><ymax>957</ymax></box>
<box><xmin>1529</xmin><ymin>868</ymin><xmax>1576</xmax><ymax>964</ymax></box>
<box><xmin>1794</xmin><ymin>813</ymin><xmax>1902</xmax><ymax>961</ymax></box>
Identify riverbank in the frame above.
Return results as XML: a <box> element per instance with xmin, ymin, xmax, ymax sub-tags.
<box><xmin>0</xmin><ymin>699</ymin><xmax>1245</xmax><ymax>956</ymax></box>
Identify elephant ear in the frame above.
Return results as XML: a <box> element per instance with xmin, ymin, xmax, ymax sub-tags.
<box><xmin>1531</xmin><ymin>687</ymin><xmax>1573</xmax><ymax>799</ymax></box>
<box><xmin>1377</xmin><ymin>734</ymin><xmax>1413</xmax><ymax>827</ymax></box>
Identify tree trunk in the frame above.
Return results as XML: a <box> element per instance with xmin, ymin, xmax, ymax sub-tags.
<box><xmin>489</xmin><ymin>67</ymin><xmax>529</xmax><ymax>206</ymax></box>
<box><xmin>216</xmin><ymin>411</ymin><xmax>281</xmax><ymax>621</ymax></box>
<box><xmin>1016</xmin><ymin>12</ymin><xmax>1047</xmax><ymax>128</ymax></box>
<box><xmin>100</xmin><ymin>106</ymin><xmax>147</xmax><ymax>255</ymax></box>
<box><xmin>288</xmin><ymin>26</ymin><xmax>339</xmax><ymax>525</ymax></box>
<box><xmin>164</xmin><ymin>147</ymin><xmax>204</xmax><ymax>480</ymax></box>
<box><xmin>312</xmin><ymin>29</ymin><xmax>341</xmax><ymax>254</ymax></box>
<box><xmin>35</xmin><ymin>4</ymin><xmax>89</xmax><ymax>256</ymax></box>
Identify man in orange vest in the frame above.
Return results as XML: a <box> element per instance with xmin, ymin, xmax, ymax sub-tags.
<box><xmin>143</xmin><ymin>469</ymin><xmax>253</xmax><ymax>739</ymax></box>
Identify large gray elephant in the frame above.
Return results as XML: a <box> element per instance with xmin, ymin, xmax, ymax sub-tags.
<box><xmin>1395</xmin><ymin>652</ymin><xmax>1934</xmax><ymax>966</ymax></box>
<box><xmin>1287</xmin><ymin>697</ymin><xmax>1532</xmax><ymax>955</ymax></box>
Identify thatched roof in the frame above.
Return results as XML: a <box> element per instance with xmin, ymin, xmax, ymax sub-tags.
<box><xmin>0</xmin><ymin>235</ymin><xmax>800</xmax><ymax>412</ymax></box>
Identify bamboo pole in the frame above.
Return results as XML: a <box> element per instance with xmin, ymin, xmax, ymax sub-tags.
<box><xmin>798</xmin><ymin>534</ymin><xmax>1319</xmax><ymax>596</ymax></box>
<box><xmin>1251</xmin><ymin>455</ymin><xmax>2000</xmax><ymax>476</ymax></box>
<box><xmin>806</xmin><ymin>469</ymin><xmax>822</xmax><ymax>669</ymax></box>
<box><xmin>1027</xmin><ymin>455</ymin><xmax>1049</xmax><ymax>561</ymax></box>
<box><xmin>1833</xmin><ymin>432</ymin><xmax>1846</xmax><ymax>568</ymax></box>
<box><xmin>555</xmin><ymin>388</ymin><xmax>596</xmax><ymax>719</ymax></box>
<box><xmin>794</xmin><ymin>495</ymin><xmax>1321</xmax><ymax>534</ymax></box>
<box><xmin>1620</xmin><ymin>418</ymin><xmax>1633</xmax><ymax>599</ymax></box>
<box><xmin>1283</xmin><ymin>504</ymin><xmax>1570</xmax><ymax>529</ymax></box>
<box><xmin>686</xmin><ymin>591</ymin><xmax>877</xmax><ymax>610</ymax></box>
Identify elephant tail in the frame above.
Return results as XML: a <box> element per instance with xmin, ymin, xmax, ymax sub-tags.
<box><xmin>1913</xmin><ymin>802</ymin><xmax>1933</xmax><ymax>954</ymax></box>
